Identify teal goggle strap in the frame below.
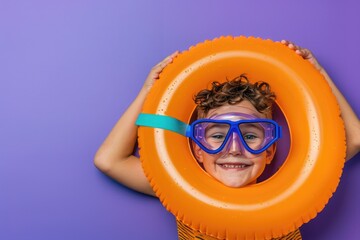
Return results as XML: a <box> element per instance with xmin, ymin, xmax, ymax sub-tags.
<box><xmin>136</xmin><ymin>113</ymin><xmax>190</xmax><ymax>136</ymax></box>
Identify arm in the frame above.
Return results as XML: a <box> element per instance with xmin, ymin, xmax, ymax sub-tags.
<box><xmin>94</xmin><ymin>51</ymin><xmax>179</xmax><ymax>196</ymax></box>
<box><xmin>282</xmin><ymin>40</ymin><xmax>360</xmax><ymax>161</ymax></box>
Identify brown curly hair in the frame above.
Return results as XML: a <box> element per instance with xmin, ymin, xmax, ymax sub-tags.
<box><xmin>194</xmin><ymin>74</ymin><xmax>276</xmax><ymax>118</ymax></box>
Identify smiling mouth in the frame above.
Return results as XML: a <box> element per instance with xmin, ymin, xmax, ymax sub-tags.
<box><xmin>218</xmin><ymin>163</ymin><xmax>251</xmax><ymax>169</ymax></box>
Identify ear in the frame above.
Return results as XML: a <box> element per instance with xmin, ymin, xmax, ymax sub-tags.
<box><xmin>265</xmin><ymin>144</ymin><xmax>276</xmax><ymax>164</ymax></box>
<box><xmin>192</xmin><ymin>142</ymin><xmax>204</xmax><ymax>163</ymax></box>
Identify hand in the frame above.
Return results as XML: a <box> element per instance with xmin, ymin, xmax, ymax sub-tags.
<box><xmin>143</xmin><ymin>51</ymin><xmax>179</xmax><ymax>92</ymax></box>
<box><xmin>281</xmin><ymin>40</ymin><xmax>323</xmax><ymax>71</ymax></box>
<box><xmin>282</xmin><ymin>40</ymin><xmax>360</xmax><ymax>162</ymax></box>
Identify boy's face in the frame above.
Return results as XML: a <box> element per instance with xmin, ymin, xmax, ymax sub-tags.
<box><xmin>193</xmin><ymin>100</ymin><xmax>275</xmax><ymax>188</ymax></box>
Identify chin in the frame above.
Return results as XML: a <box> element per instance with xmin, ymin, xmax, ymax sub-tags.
<box><xmin>220</xmin><ymin>178</ymin><xmax>257</xmax><ymax>188</ymax></box>
<box><xmin>221</xmin><ymin>180</ymin><xmax>249</xmax><ymax>188</ymax></box>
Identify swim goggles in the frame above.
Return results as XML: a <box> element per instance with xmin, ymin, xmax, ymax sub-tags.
<box><xmin>136</xmin><ymin>112</ymin><xmax>281</xmax><ymax>155</ymax></box>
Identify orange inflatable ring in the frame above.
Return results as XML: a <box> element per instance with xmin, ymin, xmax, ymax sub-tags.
<box><xmin>137</xmin><ymin>36</ymin><xmax>345</xmax><ymax>239</ymax></box>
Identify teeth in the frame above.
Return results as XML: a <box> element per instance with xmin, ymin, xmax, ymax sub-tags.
<box><xmin>221</xmin><ymin>164</ymin><xmax>248</xmax><ymax>169</ymax></box>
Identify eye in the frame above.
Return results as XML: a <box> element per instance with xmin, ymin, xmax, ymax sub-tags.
<box><xmin>208</xmin><ymin>133</ymin><xmax>226</xmax><ymax>142</ymax></box>
<box><xmin>204</xmin><ymin>124</ymin><xmax>229</xmax><ymax>142</ymax></box>
<box><xmin>243</xmin><ymin>133</ymin><xmax>258</xmax><ymax>141</ymax></box>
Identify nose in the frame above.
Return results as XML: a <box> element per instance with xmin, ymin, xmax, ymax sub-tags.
<box><xmin>227</xmin><ymin>132</ymin><xmax>244</xmax><ymax>155</ymax></box>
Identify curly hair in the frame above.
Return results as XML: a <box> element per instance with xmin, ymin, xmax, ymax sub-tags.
<box><xmin>193</xmin><ymin>74</ymin><xmax>276</xmax><ymax>118</ymax></box>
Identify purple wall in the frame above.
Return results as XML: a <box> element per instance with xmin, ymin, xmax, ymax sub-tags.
<box><xmin>1</xmin><ymin>0</ymin><xmax>359</xmax><ymax>239</ymax></box>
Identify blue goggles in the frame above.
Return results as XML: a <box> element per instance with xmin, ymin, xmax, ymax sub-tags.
<box><xmin>136</xmin><ymin>113</ymin><xmax>282</xmax><ymax>155</ymax></box>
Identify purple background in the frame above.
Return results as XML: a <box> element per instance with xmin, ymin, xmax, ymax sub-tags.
<box><xmin>1</xmin><ymin>1</ymin><xmax>359</xmax><ymax>239</ymax></box>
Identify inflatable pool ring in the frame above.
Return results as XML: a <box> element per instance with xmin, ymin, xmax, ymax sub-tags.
<box><xmin>136</xmin><ymin>36</ymin><xmax>346</xmax><ymax>239</ymax></box>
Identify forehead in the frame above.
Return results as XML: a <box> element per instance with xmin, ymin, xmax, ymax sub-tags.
<box><xmin>205</xmin><ymin>100</ymin><xmax>266</xmax><ymax>119</ymax></box>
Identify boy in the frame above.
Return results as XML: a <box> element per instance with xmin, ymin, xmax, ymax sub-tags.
<box><xmin>94</xmin><ymin>41</ymin><xmax>360</xmax><ymax>239</ymax></box>
<box><xmin>191</xmin><ymin>74</ymin><xmax>277</xmax><ymax>189</ymax></box>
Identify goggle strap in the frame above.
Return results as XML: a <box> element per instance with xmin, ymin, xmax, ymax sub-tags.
<box><xmin>136</xmin><ymin>113</ymin><xmax>188</xmax><ymax>136</ymax></box>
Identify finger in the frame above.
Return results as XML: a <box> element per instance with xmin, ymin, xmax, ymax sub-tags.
<box><xmin>281</xmin><ymin>40</ymin><xmax>300</xmax><ymax>51</ymax></box>
<box><xmin>295</xmin><ymin>49</ymin><xmax>308</xmax><ymax>59</ymax></box>
<box><xmin>282</xmin><ymin>40</ymin><xmax>315</xmax><ymax>61</ymax></box>
<box><xmin>155</xmin><ymin>51</ymin><xmax>179</xmax><ymax>68</ymax></box>
<box><xmin>280</xmin><ymin>40</ymin><xmax>289</xmax><ymax>45</ymax></box>
<box><xmin>281</xmin><ymin>40</ymin><xmax>297</xmax><ymax>48</ymax></box>
<box><xmin>302</xmin><ymin>48</ymin><xmax>312</xmax><ymax>57</ymax></box>
<box><xmin>152</xmin><ymin>64</ymin><xmax>165</xmax><ymax>75</ymax></box>
<box><xmin>288</xmin><ymin>43</ymin><xmax>300</xmax><ymax>50</ymax></box>
<box><xmin>152</xmin><ymin>59</ymin><xmax>172</xmax><ymax>74</ymax></box>
<box><xmin>162</xmin><ymin>51</ymin><xmax>179</xmax><ymax>64</ymax></box>
<box><xmin>297</xmin><ymin>49</ymin><xmax>312</xmax><ymax>59</ymax></box>
<box><xmin>161</xmin><ymin>55</ymin><xmax>177</xmax><ymax>67</ymax></box>
<box><xmin>150</xmin><ymin>51</ymin><xmax>180</xmax><ymax>79</ymax></box>
<box><xmin>154</xmin><ymin>60</ymin><xmax>169</xmax><ymax>69</ymax></box>
<box><xmin>168</xmin><ymin>50</ymin><xmax>179</xmax><ymax>59</ymax></box>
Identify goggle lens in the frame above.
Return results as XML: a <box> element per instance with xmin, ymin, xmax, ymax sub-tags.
<box><xmin>199</xmin><ymin>122</ymin><xmax>230</xmax><ymax>151</ymax></box>
<box><xmin>239</xmin><ymin>122</ymin><xmax>275</xmax><ymax>151</ymax></box>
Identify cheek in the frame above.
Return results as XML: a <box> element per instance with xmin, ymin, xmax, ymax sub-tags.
<box><xmin>199</xmin><ymin>153</ymin><xmax>219</xmax><ymax>168</ymax></box>
<box><xmin>254</xmin><ymin>156</ymin><xmax>268</xmax><ymax>171</ymax></box>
